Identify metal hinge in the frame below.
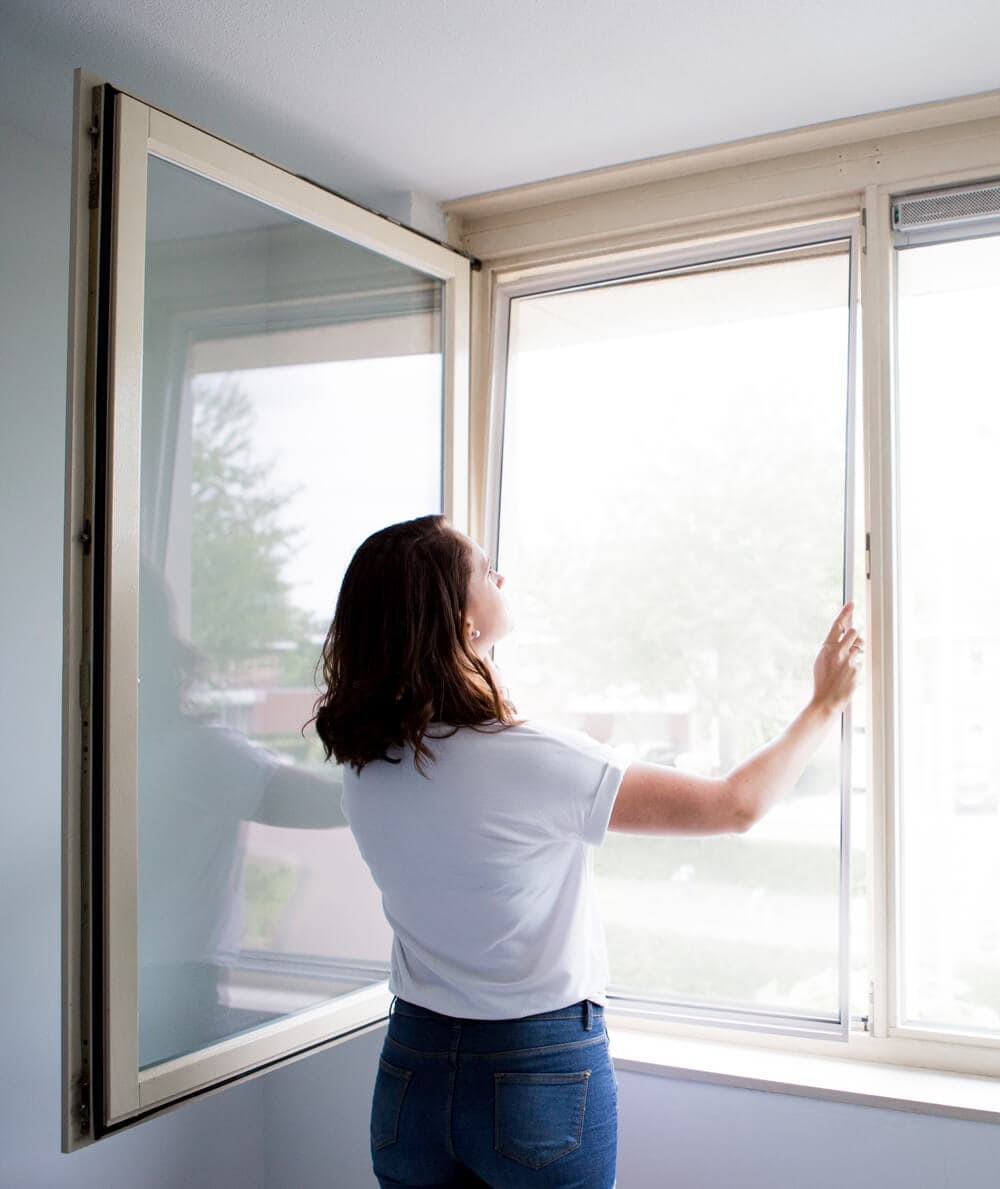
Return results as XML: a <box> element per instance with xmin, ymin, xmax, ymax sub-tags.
<box><xmin>861</xmin><ymin>207</ymin><xmax>868</xmax><ymax>255</ymax></box>
<box><xmin>87</xmin><ymin>114</ymin><xmax>100</xmax><ymax>210</ymax></box>
<box><xmin>75</xmin><ymin>1073</ymin><xmax>91</xmax><ymax>1137</ymax></box>
<box><xmin>864</xmin><ymin>531</ymin><xmax>871</xmax><ymax>580</ymax></box>
<box><xmin>865</xmin><ymin>980</ymin><xmax>875</xmax><ymax>1033</ymax></box>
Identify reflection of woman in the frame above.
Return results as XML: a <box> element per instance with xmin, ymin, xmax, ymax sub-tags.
<box><xmin>314</xmin><ymin>515</ymin><xmax>863</xmax><ymax>1188</ymax></box>
<box><xmin>138</xmin><ymin>564</ymin><xmax>346</xmax><ymax>1068</ymax></box>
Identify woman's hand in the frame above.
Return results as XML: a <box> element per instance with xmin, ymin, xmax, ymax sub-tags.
<box><xmin>812</xmin><ymin>602</ymin><xmax>865</xmax><ymax>716</ymax></box>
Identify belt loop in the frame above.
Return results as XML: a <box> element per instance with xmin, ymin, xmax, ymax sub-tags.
<box><xmin>583</xmin><ymin>1000</ymin><xmax>593</xmax><ymax>1031</ymax></box>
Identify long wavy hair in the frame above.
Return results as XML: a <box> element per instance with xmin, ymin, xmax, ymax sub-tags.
<box><xmin>313</xmin><ymin>515</ymin><xmax>517</xmax><ymax>773</ymax></box>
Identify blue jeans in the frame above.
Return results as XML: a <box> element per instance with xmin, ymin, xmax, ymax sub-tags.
<box><xmin>371</xmin><ymin>998</ymin><xmax>618</xmax><ymax>1188</ymax></box>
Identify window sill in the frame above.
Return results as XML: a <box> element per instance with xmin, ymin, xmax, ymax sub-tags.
<box><xmin>607</xmin><ymin>1023</ymin><xmax>1000</xmax><ymax>1124</ymax></box>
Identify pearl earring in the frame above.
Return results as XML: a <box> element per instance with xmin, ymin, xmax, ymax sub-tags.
<box><xmin>470</xmin><ymin>629</ymin><xmax>481</xmax><ymax>640</ymax></box>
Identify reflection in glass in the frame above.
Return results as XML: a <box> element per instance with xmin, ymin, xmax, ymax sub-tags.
<box><xmin>138</xmin><ymin>157</ymin><xmax>443</xmax><ymax>1068</ymax></box>
<box><xmin>897</xmin><ymin>235</ymin><xmax>1000</xmax><ymax>1036</ymax></box>
<box><xmin>496</xmin><ymin>246</ymin><xmax>851</xmax><ymax>1019</ymax></box>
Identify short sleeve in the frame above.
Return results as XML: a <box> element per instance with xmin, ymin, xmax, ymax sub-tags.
<box><xmin>582</xmin><ymin>754</ymin><xmax>628</xmax><ymax>845</ymax></box>
<box><xmin>530</xmin><ymin>723</ymin><xmax>628</xmax><ymax>847</ymax></box>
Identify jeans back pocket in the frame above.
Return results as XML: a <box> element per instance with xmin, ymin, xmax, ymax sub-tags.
<box><xmin>494</xmin><ymin>1070</ymin><xmax>591</xmax><ymax>1170</ymax></box>
<box><xmin>371</xmin><ymin>1058</ymin><xmax>413</xmax><ymax>1151</ymax></box>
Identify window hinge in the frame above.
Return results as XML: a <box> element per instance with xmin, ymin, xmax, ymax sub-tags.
<box><xmin>79</xmin><ymin>659</ymin><xmax>90</xmax><ymax>712</ymax></box>
<box><xmin>861</xmin><ymin>207</ymin><xmax>868</xmax><ymax>255</ymax></box>
<box><xmin>87</xmin><ymin>113</ymin><xmax>100</xmax><ymax>211</ymax></box>
<box><xmin>74</xmin><ymin>1073</ymin><xmax>91</xmax><ymax>1139</ymax></box>
<box><xmin>865</xmin><ymin>979</ymin><xmax>875</xmax><ymax>1033</ymax></box>
<box><xmin>864</xmin><ymin>531</ymin><xmax>871</xmax><ymax>581</ymax></box>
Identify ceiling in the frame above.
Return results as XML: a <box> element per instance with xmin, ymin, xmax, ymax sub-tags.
<box><xmin>3</xmin><ymin>0</ymin><xmax>999</xmax><ymax>212</ymax></box>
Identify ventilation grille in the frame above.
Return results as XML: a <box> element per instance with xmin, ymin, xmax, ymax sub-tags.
<box><xmin>893</xmin><ymin>182</ymin><xmax>1000</xmax><ymax>232</ymax></box>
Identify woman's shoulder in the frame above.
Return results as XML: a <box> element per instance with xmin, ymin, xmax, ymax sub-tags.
<box><xmin>466</xmin><ymin>718</ymin><xmax>617</xmax><ymax>764</ymax></box>
<box><xmin>345</xmin><ymin>719</ymin><xmax>616</xmax><ymax>781</ymax></box>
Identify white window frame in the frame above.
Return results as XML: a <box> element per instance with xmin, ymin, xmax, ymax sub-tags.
<box><xmin>445</xmin><ymin>90</ymin><xmax>1000</xmax><ymax>1099</ymax></box>
<box><xmin>63</xmin><ymin>72</ymin><xmax>470</xmax><ymax>1148</ymax></box>
<box><xmin>484</xmin><ymin>221</ymin><xmax>862</xmax><ymax>1044</ymax></box>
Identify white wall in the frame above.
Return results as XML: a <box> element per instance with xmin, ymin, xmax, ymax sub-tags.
<box><xmin>616</xmin><ymin>1070</ymin><xmax>1000</xmax><ymax>1188</ymax></box>
<box><xmin>262</xmin><ymin>1026</ymin><xmax>384</xmax><ymax>1187</ymax></box>
<box><xmin>2</xmin><ymin>19</ymin><xmax>1000</xmax><ymax>1189</ymax></box>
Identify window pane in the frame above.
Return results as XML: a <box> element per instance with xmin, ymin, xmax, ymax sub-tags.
<box><xmin>138</xmin><ymin>157</ymin><xmax>441</xmax><ymax>1068</ymax></box>
<box><xmin>496</xmin><ymin>245</ymin><xmax>851</xmax><ymax>1020</ymax></box>
<box><xmin>896</xmin><ymin>235</ymin><xmax>1000</xmax><ymax>1036</ymax></box>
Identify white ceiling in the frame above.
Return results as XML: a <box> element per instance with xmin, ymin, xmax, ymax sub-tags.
<box><xmin>3</xmin><ymin>0</ymin><xmax>1000</xmax><ymax>210</ymax></box>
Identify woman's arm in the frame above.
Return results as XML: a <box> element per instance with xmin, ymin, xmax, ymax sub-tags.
<box><xmin>254</xmin><ymin>764</ymin><xmax>347</xmax><ymax>829</ymax></box>
<box><xmin>609</xmin><ymin>603</ymin><xmax>863</xmax><ymax>836</ymax></box>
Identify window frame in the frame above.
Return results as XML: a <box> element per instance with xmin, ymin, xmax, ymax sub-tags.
<box><xmin>484</xmin><ymin>221</ymin><xmax>862</xmax><ymax>1042</ymax></box>
<box><xmin>63</xmin><ymin>73</ymin><xmax>471</xmax><ymax>1148</ymax></box>
<box><xmin>446</xmin><ymin>91</ymin><xmax>1000</xmax><ymax>1088</ymax></box>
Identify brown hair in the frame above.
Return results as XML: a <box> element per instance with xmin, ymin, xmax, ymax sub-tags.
<box><xmin>312</xmin><ymin>515</ymin><xmax>517</xmax><ymax>773</ymax></box>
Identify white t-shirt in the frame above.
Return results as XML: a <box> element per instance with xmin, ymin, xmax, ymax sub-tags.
<box><xmin>342</xmin><ymin>720</ymin><xmax>627</xmax><ymax>1019</ymax></box>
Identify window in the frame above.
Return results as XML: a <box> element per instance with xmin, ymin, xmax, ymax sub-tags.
<box><xmin>64</xmin><ymin>80</ymin><xmax>469</xmax><ymax>1144</ymax></box>
<box><xmin>448</xmin><ymin>113</ymin><xmax>1000</xmax><ymax>1086</ymax></box>
<box><xmin>69</xmin><ymin>78</ymin><xmax>1000</xmax><ymax>1145</ymax></box>
<box><xmin>490</xmin><ymin>226</ymin><xmax>860</xmax><ymax>1039</ymax></box>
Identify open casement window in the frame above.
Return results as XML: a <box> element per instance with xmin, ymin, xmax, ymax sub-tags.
<box><xmin>64</xmin><ymin>79</ymin><xmax>469</xmax><ymax>1144</ymax></box>
<box><xmin>487</xmin><ymin>223</ymin><xmax>861</xmax><ymax>1041</ymax></box>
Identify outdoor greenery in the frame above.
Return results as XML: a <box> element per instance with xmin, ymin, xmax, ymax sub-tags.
<box><xmin>190</xmin><ymin>377</ymin><xmax>324</xmax><ymax>689</ymax></box>
<box><xmin>595</xmin><ymin>831</ymin><xmax>863</xmax><ymax>897</ymax></box>
<box><xmin>243</xmin><ymin>856</ymin><xmax>300</xmax><ymax>949</ymax></box>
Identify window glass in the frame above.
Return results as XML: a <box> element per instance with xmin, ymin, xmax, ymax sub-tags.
<box><xmin>896</xmin><ymin>234</ymin><xmax>1000</xmax><ymax>1036</ymax></box>
<box><xmin>138</xmin><ymin>156</ymin><xmax>442</xmax><ymax>1068</ymax></box>
<box><xmin>496</xmin><ymin>244</ymin><xmax>853</xmax><ymax>1020</ymax></box>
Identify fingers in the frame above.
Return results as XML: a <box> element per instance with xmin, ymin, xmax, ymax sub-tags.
<box><xmin>813</xmin><ymin>605</ymin><xmax>865</xmax><ymax>713</ymax></box>
<box><xmin>843</xmin><ymin>630</ymin><xmax>865</xmax><ymax>678</ymax></box>
<box><xmin>838</xmin><ymin>628</ymin><xmax>862</xmax><ymax>658</ymax></box>
<box><xmin>825</xmin><ymin>602</ymin><xmax>854</xmax><ymax>644</ymax></box>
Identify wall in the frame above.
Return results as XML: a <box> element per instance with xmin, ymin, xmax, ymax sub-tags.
<box><xmin>2</xmin><ymin>19</ymin><xmax>1000</xmax><ymax>1189</ymax></box>
<box><xmin>263</xmin><ymin>1027</ymin><xmax>384</xmax><ymax>1188</ymax></box>
<box><xmin>616</xmin><ymin>1070</ymin><xmax>1000</xmax><ymax>1189</ymax></box>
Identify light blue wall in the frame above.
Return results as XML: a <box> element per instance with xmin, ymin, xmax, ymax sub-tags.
<box><xmin>262</xmin><ymin>1026</ymin><xmax>384</xmax><ymax>1187</ymax></box>
<box><xmin>616</xmin><ymin>1070</ymin><xmax>1000</xmax><ymax>1189</ymax></box>
<box><xmin>2</xmin><ymin>20</ymin><xmax>1000</xmax><ymax>1189</ymax></box>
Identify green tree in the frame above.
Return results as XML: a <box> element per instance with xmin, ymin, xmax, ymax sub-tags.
<box><xmin>190</xmin><ymin>377</ymin><xmax>322</xmax><ymax>685</ymax></box>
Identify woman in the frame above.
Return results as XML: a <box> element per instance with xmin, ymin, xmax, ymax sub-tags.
<box><xmin>314</xmin><ymin>514</ymin><xmax>863</xmax><ymax>1188</ymax></box>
